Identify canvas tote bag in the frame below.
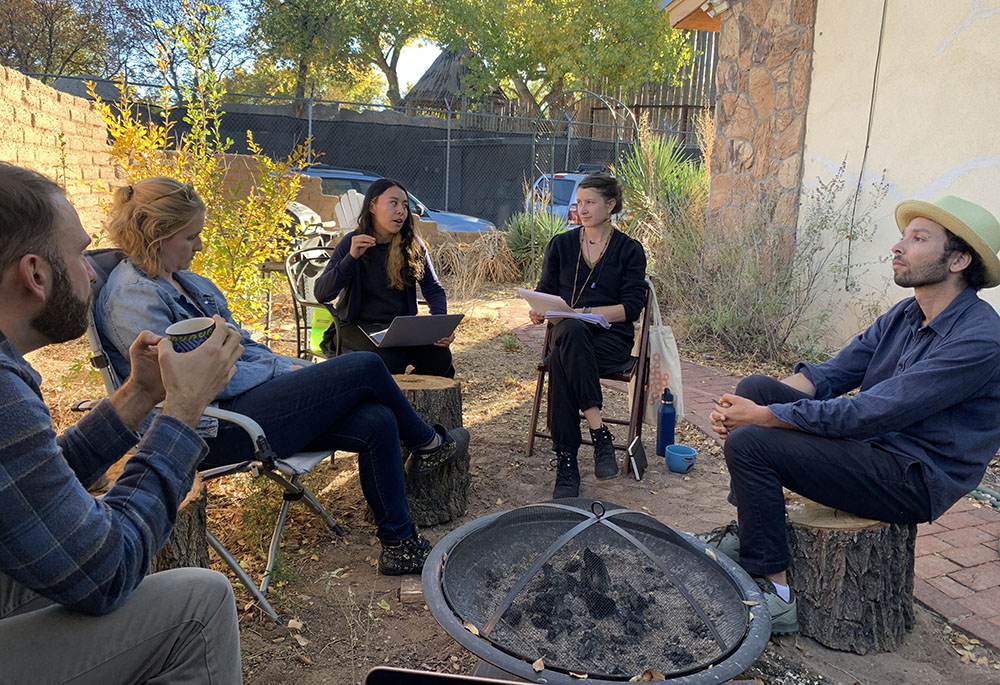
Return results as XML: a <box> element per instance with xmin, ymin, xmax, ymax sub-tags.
<box><xmin>630</xmin><ymin>281</ymin><xmax>684</xmax><ymax>425</ymax></box>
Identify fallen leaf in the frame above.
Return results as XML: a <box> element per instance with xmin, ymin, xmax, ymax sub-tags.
<box><xmin>569</xmin><ymin>672</ymin><xmax>588</xmax><ymax>679</ymax></box>
<box><xmin>496</xmin><ymin>498</ymin><xmax>504</xmax><ymax>506</ymax></box>
<box><xmin>378</xmin><ymin>599</ymin><xmax>391</xmax><ymax>611</ymax></box>
<box><xmin>369</xmin><ymin>558</ymin><xmax>378</xmax><ymax>567</ymax></box>
<box><xmin>293</xmin><ymin>634</ymin><xmax>310</xmax><ymax>647</ymax></box>
<box><xmin>310</xmin><ymin>554</ymin><xmax>319</xmax><ymax>561</ymax></box>
<box><xmin>741</xmin><ymin>600</ymin><xmax>759</xmax><ymax>606</ymax></box>
<box><xmin>287</xmin><ymin>618</ymin><xmax>304</xmax><ymax>630</ymax></box>
<box><xmin>272</xmin><ymin>637</ymin><xmax>285</xmax><ymax>644</ymax></box>
<box><xmin>298</xmin><ymin>654</ymin><xmax>314</xmax><ymax>665</ymax></box>
<box><xmin>640</xmin><ymin>506</ymin><xmax>651</xmax><ymax>513</ymax></box>
<box><xmin>532</xmin><ymin>657</ymin><xmax>545</xmax><ymax>672</ymax></box>
<box><xmin>463</xmin><ymin>622</ymin><xmax>480</xmax><ymax>636</ymax></box>
<box><xmin>682</xmin><ymin>475</ymin><xmax>691</xmax><ymax>481</ymax></box>
<box><xmin>705</xmin><ymin>549</ymin><xmax>717</xmax><ymax>561</ymax></box>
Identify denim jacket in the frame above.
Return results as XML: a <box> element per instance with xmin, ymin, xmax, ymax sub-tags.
<box><xmin>95</xmin><ymin>260</ymin><xmax>297</xmax><ymax>405</ymax></box>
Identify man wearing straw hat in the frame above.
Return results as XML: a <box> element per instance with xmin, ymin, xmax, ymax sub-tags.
<box><xmin>707</xmin><ymin>196</ymin><xmax>1000</xmax><ymax>635</ymax></box>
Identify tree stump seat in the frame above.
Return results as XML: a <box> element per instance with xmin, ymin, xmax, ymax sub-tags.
<box><xmin>786</xmin><ymin>494</ymin><xmax>916</xmax><ymax>654</ymax></box>
<box><xmin>394</xmin><ymin>374</ymin><xmax>470</xmax><ymax>527</ymax></box>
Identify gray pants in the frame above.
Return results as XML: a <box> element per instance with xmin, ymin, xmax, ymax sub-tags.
<box><xmin>0</xmin><ymin>568</ymin><xmax>243</xmax><ymax>684</ymax></box>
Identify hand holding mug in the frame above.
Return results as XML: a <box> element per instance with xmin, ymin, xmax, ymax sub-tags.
<box><xmin>159</xmin><ymin>315</ymin><xmax>243</xmax><ymax>427</ymax></box>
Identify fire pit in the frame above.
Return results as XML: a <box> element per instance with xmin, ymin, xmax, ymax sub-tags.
<box><xmin>422</xmin><ymin>499</ymin><xmax>770</xmax><ymax>683</ymax></box>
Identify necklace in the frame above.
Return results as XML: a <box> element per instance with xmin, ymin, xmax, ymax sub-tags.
<box><xmin>570</xmin><ymin>227</ymin><xmax>613</xmax><ymax>308</ymax></box>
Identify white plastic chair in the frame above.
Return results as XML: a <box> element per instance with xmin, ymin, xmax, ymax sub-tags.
<box><xmin>80</xmin><ymin>249</ymin><xmax>345</xmax><ymax>623</ymax></box>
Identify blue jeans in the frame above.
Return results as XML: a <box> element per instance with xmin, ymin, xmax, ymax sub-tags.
<box><xmin>725</xmin><ymin>375</ymin><xmax>932</xmax><ymax>577</ymax></box>
<box><xmin>204</xmin><ymin>352</ymin><xmax>436</xmax><ymax>541</ymax></box>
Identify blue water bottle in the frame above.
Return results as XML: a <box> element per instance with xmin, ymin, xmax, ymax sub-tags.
<box><xmin>656</xmin><ymin>388</ymin><xmax>676</xmax><ymax>457</ymax></box>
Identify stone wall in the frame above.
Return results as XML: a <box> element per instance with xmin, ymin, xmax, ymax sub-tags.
<box><xmin>0</xmin><ymin>67</ymin><xmax>119</xmax><ymax>234</ymax></box>
<box><xmin>709</xmin><ymin>0</ymin><xmax>816</xmax><ymax>232</ymax></box>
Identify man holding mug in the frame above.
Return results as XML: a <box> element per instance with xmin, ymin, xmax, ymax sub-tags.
<box><xmin>0</xmin><ymin>162</ymin><xmax>245</xmax><ymax>683</ymax></box>
<box><xmin>708</xmin><ymin>196</ymin><xmax>1000</xmax><ymax>635</ymax></box>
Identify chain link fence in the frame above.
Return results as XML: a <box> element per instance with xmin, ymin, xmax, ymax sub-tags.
<box><xmin>40</xmin><ymin>74</ymin><xmax>705</xmax><ymax>230</ymax></box>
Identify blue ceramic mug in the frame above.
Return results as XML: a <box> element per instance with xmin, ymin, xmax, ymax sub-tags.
<box><xmin>665</xmin><ymin>444</ymin><xmax>697</xmax><ymax>474</ymax></box>
<box><xmin>165</xmin><ymin>317</ymin><xmax>239</xmax><ymax>353</ymax></box>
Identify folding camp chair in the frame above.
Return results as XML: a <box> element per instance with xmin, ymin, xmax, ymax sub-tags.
<box><xmin>525</xmin><ymin>280</ymin><xmax>654</xmax><ymax>475</ymax></box>
<box><xmin>285</xmin><ymin>246</ymin><xmax>342</xmax><ymax>360</ymax></box>
<box><xmin>81</xmin><ymin>249</ymin><xmax>345</xmax><ymax>623</ymax></box>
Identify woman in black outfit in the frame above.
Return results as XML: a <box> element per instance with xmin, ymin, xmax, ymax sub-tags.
<box><xmin>528</xmin><ymin>173</ymin><xmax>647</xmax><ymax>499</ymax></box>
<box><xmin>314</xmin><ymin>178</ymin><xmax>455</xmax><ymax>377</ymax></box>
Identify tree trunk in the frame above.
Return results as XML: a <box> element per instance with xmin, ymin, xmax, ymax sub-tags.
<box><xmin>786</xmin><ymin>494</ymin><xmax>916</xmax><ymax>654</ymax></box>
<box><xmin>394</xmin><ymin>374</ymin><xmax>470</xmax><ymax>526</ymax></box>
<box><xmin>150</xmin><ymin>473</ymin><xmax>210</xmax><ymax>573</ymax></box>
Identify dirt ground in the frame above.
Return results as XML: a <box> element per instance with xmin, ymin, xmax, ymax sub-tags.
<box><xmin>30</xmin><ymin>283</ymin><xmax>1000</xmax><ymax>684</ymax></box>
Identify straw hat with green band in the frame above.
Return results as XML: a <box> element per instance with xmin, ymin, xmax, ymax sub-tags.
<box><xmin>894</xmin><ymin>195</ymin><xmax>1000</xmax><ymax>288</ymax></box>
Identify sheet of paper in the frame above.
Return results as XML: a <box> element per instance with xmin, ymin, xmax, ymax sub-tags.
<box><xmin>517</xmin><ymin>288</ymin><xmax>573</xmax><ymax>314</ymax></box>
<box><xmin>517</xmin><ymin>288</ymin><xmax>611</xmax><ymax>329</ymax></box>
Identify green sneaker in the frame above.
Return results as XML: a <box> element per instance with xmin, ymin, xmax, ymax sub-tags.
<box><xmin>755</xmin><ymin>577</ymin><xmax>799</xmax><ymax>634</ymax></box>
<box><xmin>696</xmin><ymin>520</ymin><xmax>740</xmax><ymax>564</ymax></box>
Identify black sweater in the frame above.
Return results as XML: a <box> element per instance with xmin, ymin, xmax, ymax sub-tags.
<box><xmin>536</xmin><ymin>227</ymin><xmax>647</xmax><ymax>341</ymax></box>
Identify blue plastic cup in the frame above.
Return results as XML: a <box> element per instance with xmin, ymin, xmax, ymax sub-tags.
<box><xmin>665</xmin><ymin>444</ymin><xmax>697</xmax><ymax>474</ymax></box>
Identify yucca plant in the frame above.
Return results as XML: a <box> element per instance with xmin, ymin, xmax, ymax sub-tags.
<box><xmin>505</xmin><ymin>211</ymin><xmax>568</xmax><ymax>281</ymax></box>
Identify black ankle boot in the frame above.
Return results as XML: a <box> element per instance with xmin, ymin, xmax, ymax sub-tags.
<box><xmin>552</xmin><ymin>451</ymin><xmax>580</xmax><ymax>499</ymax></box>
<box><xmin>590</xmin><ymin>425</ymin><xmax>619</xmax><ymax>479</ymax></box>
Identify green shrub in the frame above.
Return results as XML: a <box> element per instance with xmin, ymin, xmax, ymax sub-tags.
<box><xmin>616</xmin><ymin>118</ymin><xmax>886</xmax><ymax>361</ymax></box>
<box><xmin>505</xmin><ymin>210</ymin><xmax>568</xmax><ymax>281</ymax></box>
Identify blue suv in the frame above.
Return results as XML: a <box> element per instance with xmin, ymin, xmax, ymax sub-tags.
<box><xmin>297</xmin><ymin>165</ymin><xmax>496</xmax><ymax>233</ymax></box>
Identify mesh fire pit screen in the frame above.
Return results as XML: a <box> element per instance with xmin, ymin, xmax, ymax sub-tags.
<box><xmin>422</xmin><ymin>499</ymin><xmax>770</xmax><ymax>684</ymax></box>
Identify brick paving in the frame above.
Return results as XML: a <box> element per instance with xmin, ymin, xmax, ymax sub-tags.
<box><xmin>497</xmin><ymin>296</ymin><xmax>1000</xmax><ymax>650</ymax></box>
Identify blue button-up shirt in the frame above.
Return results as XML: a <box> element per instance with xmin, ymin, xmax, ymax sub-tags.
<box><xmin>770</xmin><ymin>288</ymin><xmax>1000</xmax><ymax>519</ymax></box>
<box><xmin>0</xmin><ymin>332</ymin><xmax>207</xmax><ymax>616</ymax></box>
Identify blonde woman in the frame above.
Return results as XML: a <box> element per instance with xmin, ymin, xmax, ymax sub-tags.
<box><xmin>314</xmin><ymin>178</ymin><xmax>455</xmax><ymax>377</ymax></box>
<box><xmin>95</xmin><ymin>177</ymin><xmax>470</xmax><ymax>575</ymax></box>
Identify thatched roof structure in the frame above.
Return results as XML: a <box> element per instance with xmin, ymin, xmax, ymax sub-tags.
<box><xmin>400</xmin><ymin>49</ymin><xmax>507</xmax><ymax>112</ymax></box>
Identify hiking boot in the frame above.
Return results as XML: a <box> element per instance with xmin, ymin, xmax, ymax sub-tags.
<box><xmin>755</xmin><ymin>577</ymin><xmax>799</xmax><ymax>634</ymax></box>
<box><xmin>590</xmin><ymin>425</ymin><xmax>619</xmax><ymax>480</ymax></box>
<box><xmin>405</xmin><ymin>425</ymin><xmax>470</xmax><ymax>476</ymax></box>
<box><xmin>378</xmin><ymin>528</ymin><xmax>432</xmax><ymax>575</ymax></box>
<box><xmin>696</xmin><ymin>520</ymin><xmax>740</xmax><ymax>563</ymax></box>
<box><xmin>552</xmin><ymin>451</ymin><xmax>580</xmax><ymax>499</ymax></box>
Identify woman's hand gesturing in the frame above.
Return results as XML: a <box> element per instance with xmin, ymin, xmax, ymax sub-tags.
<box><xmin>349</xmin><ymin>233</ymin><xmax>377</xmax><ymax>259</ymax></box>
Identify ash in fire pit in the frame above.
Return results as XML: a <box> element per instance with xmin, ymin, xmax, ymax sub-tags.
<box><xmin>425</xmin><ymin>500</ymin><xmax>770</xmax><ymax>683</ymax></box>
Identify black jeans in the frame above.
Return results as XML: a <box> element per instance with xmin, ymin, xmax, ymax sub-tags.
<box><xmin>547</xmin><ymin>319</ymin><xmax>632</xmax><ymax>453</ymax></box>
<box><xmin>725</xmin><ymin>375</ymin><xmax>933</xmax><ymax>576</ymax></box>
<box><xmin>334</xmin><ymin>323</ymin><xmax>455</xmax><ymax>378</ymax></box>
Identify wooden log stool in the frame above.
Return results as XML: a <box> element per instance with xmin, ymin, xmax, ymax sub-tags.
<box><xmin>394</xmin><ymin>374</ymin><xmax>471</xmax><ymax>527</ymax></box>
<box><xmin>785</xmin><ymin>493</ymin><xmax>916</xmax><ymax>654</ymax></box>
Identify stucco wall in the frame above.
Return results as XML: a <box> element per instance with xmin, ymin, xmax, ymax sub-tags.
<box><xmin>799</xmin><ymin>0</ymin><xmax>1000</xmax><ymax>341</ymax></box>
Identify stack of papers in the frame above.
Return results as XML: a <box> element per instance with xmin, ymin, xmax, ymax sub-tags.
<box><xmin>517</xmin><ymin>288</ymin><xmax>611</xmax><ymax>329</ymax></box>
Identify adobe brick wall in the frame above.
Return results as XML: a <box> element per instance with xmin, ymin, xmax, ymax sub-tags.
<box><xmin>0</xmin><ymin>67</ymin><xmax>120</xmax><ymax>236</ymax></box>
<box><xmin>709</xmin><ymin>0</ymin><xmax>817</xmax><ymax>232</ymax></box>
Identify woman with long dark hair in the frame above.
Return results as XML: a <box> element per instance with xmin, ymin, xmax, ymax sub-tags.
<box><xmin>314</xmin><ymin>178</ymin><xmax>455</xmax><ymax>377</ymax></box>
<box><xmin>528</xmin><ymin>172</ymin><xmax>647</xmax><ymax>499</ymax></box>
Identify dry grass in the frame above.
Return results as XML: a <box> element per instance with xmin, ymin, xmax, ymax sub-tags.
<box><xmin>432</xmin><ymin>232</ymin><xmax>521</xmax><ymax>294</ymax></box>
